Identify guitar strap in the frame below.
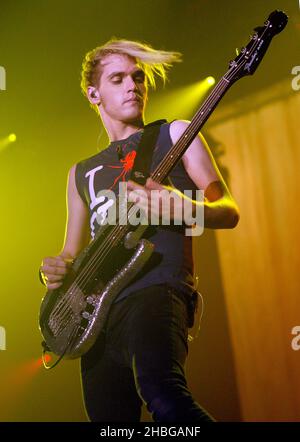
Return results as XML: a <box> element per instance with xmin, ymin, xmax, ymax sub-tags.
<box><xmin>129</xmin><ymin>119</ymin><xmax>167</xmax><ymax>185</ymax></box>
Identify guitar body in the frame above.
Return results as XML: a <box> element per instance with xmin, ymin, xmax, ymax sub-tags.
<box><xmin>39</xmin><ymin>223</ymin><xmax>154</xmax><ymax>359</ymax></box>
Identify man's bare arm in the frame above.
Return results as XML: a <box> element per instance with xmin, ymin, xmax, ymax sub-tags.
<box><xmin>169</xmin><ymin>119</ymin><xmax>240</xmax><ymax>229</ymax></box>
<box><xmin>60</xmin><ymin>164</ymin><xmax>91</xmax><ymax>258</ymax></box>
<box><xmin>40</xmin><ymin>164</ymin><xmax>91</xmax><ymax>289</ymax></box>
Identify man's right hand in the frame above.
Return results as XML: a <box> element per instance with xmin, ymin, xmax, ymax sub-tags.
<box><xmin>39</xmin><ymin>255</ymin><xmax>73</xmax><ymax>290</ymax></box>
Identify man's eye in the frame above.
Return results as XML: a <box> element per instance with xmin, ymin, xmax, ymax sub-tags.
<box><xmin>135</xmin><ymin>74</ymin><xmax>145</xmax><ymax>83</ymax></box>
<box><xmin>111</xmin><ymin>77</ymin><xmax>122</xmax><ymax>84</ymax></box>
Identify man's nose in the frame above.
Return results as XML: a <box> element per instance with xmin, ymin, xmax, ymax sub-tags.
<box><xmin>125</xmin><ymin>75</ymin><xmax>138</xmax><ymax>91</ymax></box>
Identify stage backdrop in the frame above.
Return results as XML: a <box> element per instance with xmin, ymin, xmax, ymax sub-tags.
<box><xmin>201</xmin><ymin>77</ymin><xmax>300</xmax><ymax>421</ymax></box>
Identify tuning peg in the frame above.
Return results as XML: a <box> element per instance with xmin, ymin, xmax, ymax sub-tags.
<box><xmin>236</xmin><ymin>47</ymin><xmax>247</xmax><ymax>56</ymax></box>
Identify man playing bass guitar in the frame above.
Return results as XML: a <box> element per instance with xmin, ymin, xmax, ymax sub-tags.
<box><xmin>39</xmin><ymin>38</ymin><xmax>239</xmax><ymax>422</ymax></box>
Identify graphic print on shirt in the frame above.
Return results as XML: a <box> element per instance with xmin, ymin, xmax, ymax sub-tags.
<box><xmin>85</xmin><ymin>146</ymin><xmax>137</xmax><ymax>238</ymax></box>
<box><xmin>106</xmin><ymin>149</ymin><xmax>136</xmax><ymax>190</ymax></box>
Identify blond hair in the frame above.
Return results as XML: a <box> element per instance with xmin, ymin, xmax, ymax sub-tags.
<box><xmin>80</xmin><ymin>38</ymin><xmax>182</xmax><ymax>114</ymax></box>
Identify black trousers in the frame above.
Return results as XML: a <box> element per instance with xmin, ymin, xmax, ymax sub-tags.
<box><xmin>80</xmin><ymin>284</ymin><xmax>215</xmax><ymax>422</ymax></box>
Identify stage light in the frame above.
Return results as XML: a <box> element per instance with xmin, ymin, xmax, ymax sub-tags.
<box><xmin>206</xmin><ymin>76</ymin><xmax>215</xmax><ymax>85</ymax></box>
<box><xmin>8</xmin><ymin>133</ymin><xmax>17</xmax><ymax>142</ymax></box>
<box><xmin>146</xmin><ymin>75</ymin><xmax>217</xmax><ymax>122</ymax></box>
<box><xmin>0</xmin><ymin>133</ymin><xmax>17</xmax><ymax>151</ymax></box>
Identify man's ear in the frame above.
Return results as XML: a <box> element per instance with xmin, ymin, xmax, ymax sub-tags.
<box><xmin>87</xmin><ymin>86</ymin><xmax>101</xmax><ymax>105</ymax></box>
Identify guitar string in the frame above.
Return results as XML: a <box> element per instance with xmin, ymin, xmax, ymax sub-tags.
<box><xmin>50</xmin><ymin>73</ymin><xmax>245</xmax><ymax>324</ymax></box>
<box><xmin>51</xmin><ymin>25</ymin><xmax>270</xmax><ymax>328</ymax></box>
<box><xmin>50</xmin><ymin>76</ymin><xmax>236</xmax><ymax>326</ymax></box>
<box><xmin>64</xmin><ymin>78</ymin><xmax>229</xmax><ymax>281</ymax></box>
<box><xmin>49</xmin><ymin>68</ymin><xmax>254</xmax><ymax>331</ymax></box>
<box><xmin>62</xmin><ymin>76</ymin><xmax>240</xmax><ymax>287</ymax></box>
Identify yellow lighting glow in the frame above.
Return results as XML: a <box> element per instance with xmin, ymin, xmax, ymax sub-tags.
<box><xmin>206</xmin><ymin>76</ymin><xmax>215</xmax><ymax>86</ymax></box>
<box><xmin>8</xmin><ymin>133</ymin><xmax>17</xmax><ymax>142</ymax></box>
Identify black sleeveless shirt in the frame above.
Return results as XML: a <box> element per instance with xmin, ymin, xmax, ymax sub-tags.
<box><xmin>75</xmin><ymin>121</ymin><xmax>199</xmax><ymax>303</ymax></box>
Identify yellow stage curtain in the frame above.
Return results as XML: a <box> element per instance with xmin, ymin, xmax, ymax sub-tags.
<box><xmin>205</xmin><ymin>78</ymin><xmax>300</xmax><ymax>421</ymax></box>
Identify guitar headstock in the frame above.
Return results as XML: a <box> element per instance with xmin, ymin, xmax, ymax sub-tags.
<box><xmin>225</xmin><ymin>10</ymin><xmax>288</xmax><ymax>83</ymax></box>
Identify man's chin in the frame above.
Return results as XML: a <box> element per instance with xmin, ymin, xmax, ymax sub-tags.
<box><xmin>122</xmin><ymin>113</ymin><xmax>144</xmax><ymax>126</ymax></box>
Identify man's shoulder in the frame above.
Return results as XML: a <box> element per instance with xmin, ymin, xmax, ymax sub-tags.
<box><xmin>75</xmin><ymin>148</ymin><xmax>109</xmax><ymax>170</ymax></box>
<box><xmin>169</xmin><ymin>119</ymin><xmax>191</xmax><ymax>142</ymax></box>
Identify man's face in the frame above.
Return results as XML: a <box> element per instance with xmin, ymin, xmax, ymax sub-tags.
<box><xmin>96</xmin><ymin>53</ymin><xmax>148</xmax><ymax>124</ymax></box>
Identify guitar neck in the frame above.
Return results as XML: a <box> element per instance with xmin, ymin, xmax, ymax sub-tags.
<box><xmin>151</xmin><ymin>77</ymin><xmax>232</xmax><ymax>184</ymax></box>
